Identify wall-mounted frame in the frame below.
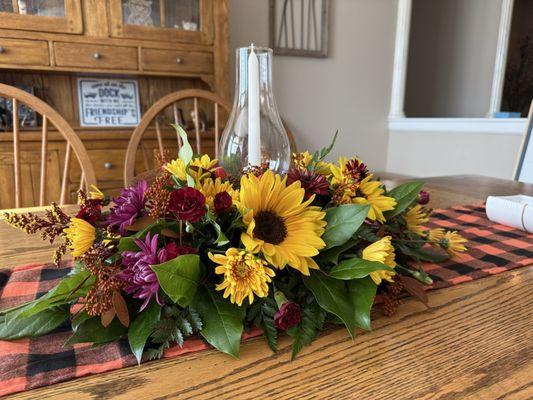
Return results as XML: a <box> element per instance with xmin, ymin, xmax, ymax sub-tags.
<box><xmin>269</xmin><ymin>0</ymin><xmax>329</xmax><ymax>58</ymax></box>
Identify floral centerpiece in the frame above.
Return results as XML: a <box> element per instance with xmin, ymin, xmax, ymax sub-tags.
<box><xmin>0</xmin><ymin>127</ymin><xmax>466</xmax><ymax>361</ymax></box>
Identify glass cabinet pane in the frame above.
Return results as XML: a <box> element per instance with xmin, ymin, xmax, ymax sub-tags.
<box><xmin>121</xmin><ymin>0</ymin><xmax>200</xmax><ymax>31</ymax></box>
<box><xmin>0</xmin><ymin>0</ymin><xmax>66</xmax><ymax>17</ymax></box>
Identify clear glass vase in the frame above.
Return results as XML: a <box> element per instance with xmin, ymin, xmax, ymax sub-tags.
<box><xmin>219</xmin><ymin>46</ymin><xmax>291</xmax><ymax>175</ymax></box>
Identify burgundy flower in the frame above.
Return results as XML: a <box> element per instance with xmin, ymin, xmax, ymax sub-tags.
<box><xmin>345</xmin><ymin>158</ymin><xmax>369</xmax><ymax>183</ymax></box>
<box><xmin>118</xmin><ymin>233</ymin><xmax>168</xmax><ymax>311</ymax></box>
<box><xmin>76</xmin><ymin>199</ymin><xmax>102</xmax><ymax>224</ymax></box>
<box><xmin>274</xmin><ymin>301</ymin><xmax>302</xmax><ymax>330</ymax></box>
<box><xmin>164</xmin><ymin>242</ymin><xmax>197</xmax><ymax>260</ymax></box>
<box><xmin>214</xmin><ymin>191</ymin><xmax>233</xmax><ymax>213</ymax></box>
<box><xmin>418</xmin><ymin>190</ymin><xmax>430</xmax><ymax>205</ymax></box>
<box><xmin>213</xmin><ymin>166</ymin><xmax>228</xmax><ymax>179</ymax></box>
<box><xmin>108</xmin><ymin>181</ymin><xmax>148</xmax><ymax>234</ymax></box>
<box><xmin>168</xmin><ymin>187</ymin><xmax>206</xmax><ymax>223</ymax></box>
<box><xmin>287</xmin><ymin>168</ymin><xmax>330</xmax><ymax>199</ymax></box>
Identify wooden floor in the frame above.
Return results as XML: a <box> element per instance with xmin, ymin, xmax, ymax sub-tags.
<box><xmin>1</xmin><ymin>175</ymin><xmax>532</xmax><ymax>399</ymax></box>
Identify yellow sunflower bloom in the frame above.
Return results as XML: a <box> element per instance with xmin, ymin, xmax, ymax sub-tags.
<box><xmin>427</xmin><ymin>228</ymin><xmax>445</xmax><ymax>243</ymax></box>
<box><xmin>239</xmin><ymin>170</ymin><xmax>326</xmax><ymax>275</ymax></box>
<box><xmin>441</xmin><ymin>231</ymin><xmax>468</xmax><ymax>257</ymax></box>
<box><xmin>63</xmin><ymin>217</ymin><xmax>96</xmax><ymax>257</ymax></box>
<box><xmin>88</xmin><ymin>185</ymin><xmax>104</xmax><ymax>200</ymax></box>
<box><xmin>197</xmin><ymin>177</ymin><xmax>239</xmax><ymax>209</ymax></box>
<box><xmin>362</xmin><ymin>236</ymin><xmax>396</xmax><ymax>285</ymax></box>
<box><xmin>190</xmin><ymin>154</ymin><xmax>218</xmax><ymax>181</ymax></box>
<box><xmin>353</xmin><ymin>176</ymin><xmax>396</xmax><ymax>223</ymax></box>
<box><xmin>293</xmin><ymin>151</ymin><xmax>331</xmax><ymax>175</ymax></box>
<box><xmin>164</xmin><ymin>158</ymin><xmax>187</xmax><ymax>181</ymax></box>
<box><xmin>405</xmin><ymin>204</ymin><xmax>429</xmax><ymax>235</ymax></box>
<box><xmin>209</xmin><ymin>248</ymin><xmax>275</xmax><ymax>306</ymax></box>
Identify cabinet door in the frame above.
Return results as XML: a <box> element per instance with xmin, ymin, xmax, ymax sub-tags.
<box><xmin>109</xmin><ymin>0</ymin><xmax>213</xmax><ymax>45</ymax></box>
<box><xmin>0</xmin><ymin>0</ymin><xmax>82</xmax><ymax>34</ymax></box>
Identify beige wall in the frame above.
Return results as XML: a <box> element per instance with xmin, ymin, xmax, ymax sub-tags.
<box><xmin>405</xmin><ymin>0</ymin><xmax>502</xmax><ymax>117</ymax></box>
<box><xmin>229</xmin><ymin>0</ymin><xmax>397</xmax><ymax>171</ymax></box>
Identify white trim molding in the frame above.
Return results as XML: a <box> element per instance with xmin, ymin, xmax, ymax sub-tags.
<box><xmin>389</xmin><ymin>117</ymin><xmax>527</xmax><ymax>135</ymax></box>
<box><xmin>487</xmin><ymin>0</ymin><xmax>515</xmax><ymax>117</ymax></box>
<box><xmin>388</xmin><ymin>0</ymin><xmax>412</xmax><ymax>119</ymax></box>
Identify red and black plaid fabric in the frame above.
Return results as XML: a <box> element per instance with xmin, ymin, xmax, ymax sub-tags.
<box><xmin>0</xmin><ymin>204</ymin><xmax>531</xmax><ymax>397</ymax></box>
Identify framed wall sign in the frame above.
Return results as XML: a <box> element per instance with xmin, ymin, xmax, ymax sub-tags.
<box><xmin>77</xmin><ymin>78</ymin><xmax>141</xmax><ymax>127</ymax></box>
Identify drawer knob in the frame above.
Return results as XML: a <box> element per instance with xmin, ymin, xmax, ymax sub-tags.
<box><xmin>104</xmin><ymin>162</ymin><xmax>113</xmax><ymax>169</ymax></box>
<box><xmin>94</xmin><ymin>52</ymin><xmax>101</xmax><ymax>60</ymax></box>
<box><xmin>176</xmin><ymin>57</ymin><xmax>183</xmax><ymax>64</ymax></box>
<box><xmin>0</xmin><ymin>47</ymin><xmax>5</xmax><ymax>54</ymax></box>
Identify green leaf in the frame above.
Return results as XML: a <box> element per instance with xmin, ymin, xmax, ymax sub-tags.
<box><xmin>385</xmin><ymin>181</ymin><xmax>424</xmax><ymax>218</ymax></box>
<box><xmin>192</xmin><ymin>286</ymin><xmax>244</xmax><ymax>358</ymax></box>
<box><xmin>303</xmin><ymin>271</ymin><xmax>356</xmax><ymax>338</ymax></box>
<box><xmin>18</xmin><ymin>269</ymin><xmax>95</xmax><ymax>318</ymax></box>
<box><xmin>65</xmin><ymin>317</ymin><xmax>127</xmax><ymax>346</ymax></box>
<box><xmin>128</xmin><ymin>300</ymin><xmax>161</xmax><ymax>364</ymax></box>
<box><xmin>399</xmin><ymin>245</ymin><xmax>449</xmax><ymax>263</ymax></box>
<box><xmin>348</xmin><ymin>277</ymin><xmax>377</xmax><ymax>331</ymax></box>
<box><xmin>322</xmin><ymin>204</ymin><xmax>370</xmax><ymax>249</ymax></box>
<box><xmin>314</xmin><ymin>130</ymin><xmax>338</xmax><ymax>162</ymax></box>
<box><xmin>151</xmin><ymin>254</ymin><xmax>201</xmax><ymax>307</ymax></box>
<box><xmin>172</xmin><ymin>124</ymin><xmax>193</xmax><ymax>166</ymax></box>
<box><xmin>118</xmin><ymin>236</ymin><xmax>140</xmax><ymax>252</ymax></box>
<box><xmin>287</xmin><ymin>302</ymin><xmax>325</xmax><ymax>360</ymax></box>
<box><xmin>315</xmin><ymin>239</ymin><xmax>357</xmax><ymax>265</ymax></box>
<box><xmin>330</xmin><ymin>258</ymin><xmax>393</xmax><ymax>280</ymax></box>
<box><xmin>0</xmin><ymin>305</ymin><xmax>70</xmax><ymax>340</ymax></box>
<box><xmin>206</xmin><ymin>211</ymin><xmax>229</xmax><ymax>246</ymax></box>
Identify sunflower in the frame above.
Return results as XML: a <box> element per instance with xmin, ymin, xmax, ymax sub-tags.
<box><xmin>239</xmin><ymin>170</ymin><xmax>326</xmax><ymax>275</ymax></box>
<box><xmin>209</xmin><ymin>248</ymin><xmax>275</xmax><ymax>305</ymax></box>
<box><xmin>164</xmin><ymin>155</ymin><xmax>218</xmax><ymax>183</ymax></box>
<box><xmin>164</xmin><ymin>158</ymin><xmax>187</xmax><ymax>181</ymax></box>
<box><xmin>362</xmin><ymin>236</ymin><xmax>396</xmax><ymax>285</ymax></box>
<box><xmin>353</xmin><ymin>176</ymin><xmax>397</xmax><ymax>223</ymax></box>
<box><xmin>196</xmin><ymin>177</ymin><xmax>239</xmax><ymax>210</ymax></box>
<box><xmin>404</xmin><ymin>204</ymin><xmax>429</xmax><ymax>235</ymax></box>
<box><xmin>427</xmin><ymin>228</ymin><xmax>445</xmax><ymax>243</ymax></box>
<box><xmin>330</xmin><ymin>156</ymin><xmax>368</xmax><ymax>187</ymax></box>
<box><xmin>63</xmin><ymin>217</ymin><xmax>96</xmax><ymax>257</ymax></box>
<box><xmin>441</xmin><ymin>231</ymin><xmax>467</xmax><ymax>256</ymax></box>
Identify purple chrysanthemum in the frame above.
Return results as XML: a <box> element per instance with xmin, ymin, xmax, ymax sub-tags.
<box><xmin>118</xmin><ymin>233</ymin><xmax>168</xmax><ymax>311</ymax></box>
<box><xmin>108</xmin><ymin>180</ymin><xmax>148</xmax><ymax>234</ymax></box>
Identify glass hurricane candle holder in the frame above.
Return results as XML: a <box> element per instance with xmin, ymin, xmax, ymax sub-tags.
<box><xmin>219</xmin><ymin>46</ymin><xmax>291</xmax><ymax>175</ymax></box>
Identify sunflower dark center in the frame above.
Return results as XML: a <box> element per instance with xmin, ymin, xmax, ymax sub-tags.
<box><xmin>253</xmin><ymin>211</ymin><xmax>287</xmax><ymax>244</ymax></box>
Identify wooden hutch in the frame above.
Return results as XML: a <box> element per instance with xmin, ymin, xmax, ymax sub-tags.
<box><xmin>0</xmin><ymin>0</ymin><xmax>229</xmax><ymax>207</ymax></box>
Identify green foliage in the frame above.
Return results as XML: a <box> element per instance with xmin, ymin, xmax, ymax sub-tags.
<box><xmin>247</xmin><ymin>297</ymin><xmax>278</xmax><ymax>352</ymax></box>
<box><xmin>128</xmin><ymin>300</ymin><xmax>162</xmax><ymax>364</ymax></box>
<box><xmin>398</xmin><ymin>244</ymin><xmax>449</xmax><ymax>263</ymax></box>
<box><xmin>312</xmin><ymin>130</ymin><xmax>338</xmax><ymax>163</ymax></box>
<box><xmin>315</xmin><ymin>239</ymin><xmax>358</xmax><ymax>266</ymax></box>
<box><xmin>171</xmin><ymin>124</ymin><xmax>195</xmax><ymax>187</ymax></box>
<box><xmin>66</xmin><ymin>316</ymin><xmax>127</xmax><ymax>346</ymax></box>
<box><xmin>287</xmin><ymin>300</ymin><xmax>326</xmax><ymax>360</ymax></box>
<box><xmin>330</xmin><ymin>258</ymin><xmax>393</xmax><ymax>280</ymax></box>
<box><xmin>384</xmin><ymin>181</ymin><xmax>425</xmax><ymax>218</ymax></box>
<box><xmin>206</xmin><ymin>210</ymin><xmax>230</xmax><ymax>246</ymax></box>
<box><xmin>303</xmin><ymin>271</ymin><xmax>356</xmax><ymax>338</ymax></box>
<box><xmin>348</xmin><ymin>277</ymin><xmax>377</xmax><ymax>331</ymax></box>
<box><xmin>322</xmin><ymin>204</ymin><xmax>370</xmax><ymax>249</ymax></box>
<box><xmin>0</xmin><ymin>304</ymin><xmax>70</xmax><ymax>340</ymax></box>
<box><xmin>151</xmin><ymin>254</ymin><xmax>201</xmax><ymax>307</ymax></box>
<box><xmin>191</xmin><ymin>286</ymin><xmax>245</xmax><ymax>358</ymax></box>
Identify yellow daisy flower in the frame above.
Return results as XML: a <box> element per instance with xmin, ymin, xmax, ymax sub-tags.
<box><xmin>164</xmin><ymin>158</ymin><xmax>187</xmax><ymax>181</ymax></box>
<box><xmin>362</xmin><ymin>236</ymin><xmax>396</xmax><ymax>285</ymax></box>
<box><xmin>441</xmin><ymin>231</ymin><xmax>468</xmax><ymax>257</ymax></box>
<box><xmin>239</xmin><ymin>170</ymin><xmax>326</xmax><ymax>275</ymax></box>
<box><xmin>63</xmin><ymin>217</ymin><xmax>96</xmax><ymax>257</ymax></box>
<box><xmin>209</xmin><ymin>248</ymin><xmax>275</xmax><ymax>306</ymax></box>
<box><xmin>165</xmin><ymin>155</ymin><xmax>218</xmax><ymax>183</ymax></box>
<box><xmin>405</xmin><ymin>204</ymin><xmax>429</xmax><ymax>235</ymax></box>
<box><xmin>197</xmin><ymin>177</ymin><xmax>239</xmax><ymax>210</ymax></box>
<box><xmin>353</xmin><ymin>176</ymin><xmax>396</xmax><ymax>223</ymax></box>
<box><xmin>293</xmin><ymin>151</ymin><xmax>331</xmax><ymax>175</ymax></box>
<box><xmin>88</xmin><ymin>185</ymin><xmax>104</xmax><ymax>200</ymax></box>
<box><xmin>427</xmin><ymin>228</ymin><xmax>445</xmax><ymax>243</ymax></box>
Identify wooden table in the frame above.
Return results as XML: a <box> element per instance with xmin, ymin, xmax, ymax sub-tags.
<box><xmin>1</xmin><ymin>175</ymin><xmax>532</xmax><ymax>400</ymax></box>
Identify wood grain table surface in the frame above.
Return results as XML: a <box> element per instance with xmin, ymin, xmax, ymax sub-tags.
<box><xmin>1</xmin><ymin>175</ymin><xmax>532</xmax><ymax>400</ymax></box>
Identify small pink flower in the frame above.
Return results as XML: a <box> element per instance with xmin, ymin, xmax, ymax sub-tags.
<box><xmin>418</xmin><ymin>190</ymin><xmax>430</xmax><ymax>205</ymax></box>
<box><xmin>274</xmin><ymin>301</ymin><xmax>302</xmax><ymax>330</ymax></box>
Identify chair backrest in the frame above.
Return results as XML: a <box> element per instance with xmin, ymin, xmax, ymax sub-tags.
<box><xmin>124</xmin><ymin>88</ymin><xmax>298</xmax><ymax>186</ymax></box>
<box><xmin>514</xmin><ymin>100</ymin><xmax>533</xmax><ymax>183</ymax></box>
<box><xmin>0</xmin><ymin>83</ymin><xmax>96</xmax><ymax>208</ymax></box>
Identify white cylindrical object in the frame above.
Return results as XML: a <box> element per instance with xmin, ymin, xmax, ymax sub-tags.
<box><xmin>486</xmin><ymin>195</ymin><xmax>533</xmax><ymax>233</ymax></box>
<box><xmin>247</xmin><ymin>45</ymin><xmax>261</xmax><ymax>166</ymax></box>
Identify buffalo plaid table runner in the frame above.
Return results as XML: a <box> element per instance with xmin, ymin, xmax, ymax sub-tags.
<box><xmin>0</xmin><ymin>203</ymin><xmax>532</xmax><ymax>397</ymax></box>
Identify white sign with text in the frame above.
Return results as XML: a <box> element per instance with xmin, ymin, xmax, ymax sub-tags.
<box><xmin>78</xmin><ymin>78</ymin><xmax>141</xmax><ymax>127</ymax></box>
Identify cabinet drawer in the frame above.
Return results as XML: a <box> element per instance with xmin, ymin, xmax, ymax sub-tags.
<box><xmin>0</xmin><ymin>38</ymin><xmax>49</xmax><ymax>66</ymax></box>
<box><xmin>141</xmin><ymin>48</ymin><xmax>213</xmax><ymax>74</ymax></box>
<box><xmin>54</xmin><ymin>42</ymin><xmax>138</xmax><ymax>70</ymax></box>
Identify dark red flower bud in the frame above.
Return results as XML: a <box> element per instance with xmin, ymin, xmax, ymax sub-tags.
<box><xmin>164</xmin><ymin>242</ymin><xmax>197</xmax><ymax>260</ymax></box>
<box><xmin>168</xmin><ymin>187</ymin><xmax>206</xmax><ymax>223</ymax></box>
<box><xmin>213</xmin><ymin>167</ymin><xmax>228</xmax><ymax>179</ymax></box>
<box><xmin>214</xmin><ymin>191</ymin><xmax>233</xmax><ymax>213</ymax></box>
<box><xmin>274</xmin><ymin>301</ymin><xmax>302</xmax><ymax>330</ymax></box>
<box><xmin>75</xmin><ymin>200</ymin><xmax>102</xmax><ymax>224</ymax></box>
<box><xmin>418</xmin><ymin>190</ymin><xmax>430</xmax><ymax>205</ymax></box>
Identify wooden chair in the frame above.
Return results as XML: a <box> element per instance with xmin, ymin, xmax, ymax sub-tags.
<box><xmin>124</xmin><ymin>88</ymin><xmax>297</xmax><ymax>186</ymax></box>
<box><xmin>0</xmin><ymin>83</ymin><xmax>96</xmax><ymax>209</ymax></box>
